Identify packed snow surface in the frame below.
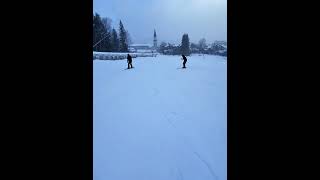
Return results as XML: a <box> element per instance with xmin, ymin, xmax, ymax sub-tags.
<box><xmin>94</xmin><ymin>54</ymin><xmax>227</xmax><ymax>180</ymax></box>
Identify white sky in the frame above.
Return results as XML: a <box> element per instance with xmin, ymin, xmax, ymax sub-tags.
<box><xmin>93</xmin><ymin>0</ymin><xmax>227</xmax><ymax>44</ymax></box>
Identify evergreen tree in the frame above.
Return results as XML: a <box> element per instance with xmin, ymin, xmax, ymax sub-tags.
<box><xmin>93</xmin><ymin>13</ymin><xmax>96</xmax><ymax>50</ymax></box>
<box><xmin>101</xmin><ymin>17</ymin><xmax>112</xmax><ymax>52</ymax></box>
<box><xmin>93</xmin><ymin>13</ymin><xmax>106</xmax><ymax>51</ymax></box>
<box><xmin>111</xmin><ymin>28</ymin><xmax>119</xmax><ymax>52</ymax></box>
<box><xmin>93</xmin><ymin>13</ymin><xmax>100</xmax><ymax>51</ymax></box>
<box><xmin>93</xmin><ymin>16</ymin><xmax>132</xmax><ymax>52</ymax></box>
<box><xmin>181</xmin><ymin>34</ymin><xmax>190</xmax><ymax>55</ymax></box>
<box><xmin>119</xmin><ymin>20</ymin><xmax>128</xmax><ymax>52</ymax></box>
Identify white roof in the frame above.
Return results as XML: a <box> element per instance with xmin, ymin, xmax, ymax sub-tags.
<box><xmin>130</xmin><ymin>44</ymin><xmax>153</xmax><ymax>47</ymax></box>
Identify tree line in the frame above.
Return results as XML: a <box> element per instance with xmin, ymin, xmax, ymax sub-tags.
<box><xmin>159</xmin><ymin>36</ymin><xmax>227</xmax><ymax>56</ymax></box>
<box><xmin>157</xmin><ymin>34</ymin><xmax>190</xmax><ymax>56</ymax></box>
<box><xmin>93</xmin><ymin>13</ymin><xmax>131</xmax><ymax>52</ymax></box>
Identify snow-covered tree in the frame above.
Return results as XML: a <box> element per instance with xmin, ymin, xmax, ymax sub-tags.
<box><xmin>159</xmin><ymin>42</ymin><xmax>167</xmax><ymax>54</ymax></box>
<box><xmin>198</xmin><ymin>38</ymin><xmax>207</xmax><ymax>53</ymax></box>
<box><xmin>125</xmin><ymin>30</ymin><xmax>132</xmax><ymax>46</ymax></box>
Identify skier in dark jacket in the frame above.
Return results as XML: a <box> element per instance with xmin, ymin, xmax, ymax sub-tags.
<box><xmin>181</xmin><ymin>54</ymin><xmax>187</xmax><ymax>68</ymax></box>
<box><xmin>127</xmin><ymin>54</ymin><xmax>133</xmax><ymax>69</ymax></box>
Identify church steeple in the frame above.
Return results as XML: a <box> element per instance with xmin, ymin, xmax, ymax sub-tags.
<box><xmin>153</xmin><ymin>29</ymin><xmax>157</xmax><ymax>49</ymax></box>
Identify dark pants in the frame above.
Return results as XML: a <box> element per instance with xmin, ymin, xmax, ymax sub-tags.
<box><xmin>183</xmin><ymin>61</ymin><xmax>187</xmax><ymax>68</ymax></box>
<box><xmin>128</xmin><ymin>62</ymin><xmax>133</xmax><ymax>69</ymax></box>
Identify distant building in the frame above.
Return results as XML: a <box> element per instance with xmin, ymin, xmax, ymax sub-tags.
<box><xmin>129</xmin><ymin>44</ymin><xmax>154</xmax><ymax>53</ymax></box>
<box><xmin>129</xmin><ymin>29</ymin><xmax>159</xmax><ymax>53</ymax></box>
<box><xmin>128</xmin><ymin>47</ymin><xmax>136</xmax><ymax>53</ymax></box>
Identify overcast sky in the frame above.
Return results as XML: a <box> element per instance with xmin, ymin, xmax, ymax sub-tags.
<box><xmin>93</xmin><ymin>0</ymin><xmax>227</xmax><ymax>44</ymax></box>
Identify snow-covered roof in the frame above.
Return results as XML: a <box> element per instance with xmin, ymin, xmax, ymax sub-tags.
<box><xmin>136</xmin><ymin>49</ymin><xmax>154</xmax><ymax>53</ymax></box>
<box><xmin>129</xmin><ymin>44</ymin><xmax>153</xmax><ymax>47</ymax></box>
<box><xmin>218</xmin><ymin>50</ymin><xmax>227</xmax><ymax>53</ymax></box>
<box><xmin>165</xmin><ymin>43</ymin><xmax>179</xmax><ymax>47</ymax></box>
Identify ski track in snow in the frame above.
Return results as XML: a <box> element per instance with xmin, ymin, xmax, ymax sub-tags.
<box><xmin>164</xmin><ymin>112</ymin><xmax>177</xmax><ymax>129</ymax></box>
<box><xmin>177</xmin><ymin>168</ymin><xmax>184</xmax><ymax>180</ymax></box>
<box><xmin>163</xmin><ymin>111</ymin><xmax>219</xmax><ymax>180</ymax></box>
<box><xmin>193</xmin><ymin>151</ymin><xmax>219</xmax><ymax>180</ymax></box>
